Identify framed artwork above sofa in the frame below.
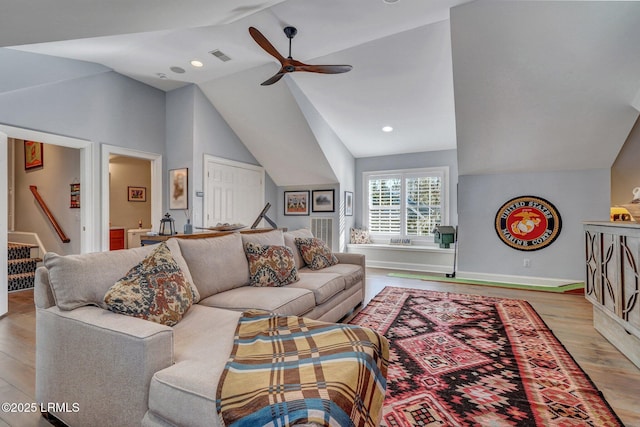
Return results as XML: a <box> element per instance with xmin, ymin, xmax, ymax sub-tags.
<box><xmin>284</xmin><ymin>191</ymin><xmax>309</xmax><ymax>216</ymax></box>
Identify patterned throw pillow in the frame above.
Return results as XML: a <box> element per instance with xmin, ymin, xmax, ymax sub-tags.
<box><xmin>244</xmin><ymin>243</ymin><xmax>299</xmax><ymax>287</ymax></box>
<box><xmin>350</xmin><ymin>228</ymin><xmax>372</xmax><ymax>244</ymax></box>
<box><xmin>294</xmin><ymin>237</ymin><xmax>339</xmax><ymax>270</ymax></box>
<box><xmin>104</xmin><ymin>242</ymin><xmax>194</xmax><ymax>326</ymax></box>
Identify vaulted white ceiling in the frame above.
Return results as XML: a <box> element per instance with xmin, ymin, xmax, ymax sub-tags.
<box><xmin>451</xmin><ymin>1</ymin><xmax>640</xmax><ymax>176</ymax></box>
<box><xmin>3</xmin><ymin>0</ymin><xmax>640</xmax><ymax>185</ymax></box>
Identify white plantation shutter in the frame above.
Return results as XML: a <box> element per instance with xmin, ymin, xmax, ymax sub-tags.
<box><xmin>405</xmin><ymin>174</ymin><xmax>442</xmax><ymax>236</ymax></box>
<box><xmin>368</xmin><ymin>177</ymin><xmax>401</xmax><ymax>233</ymax></box>
<box><xmin>364</xmin><ymin>168</ymin><xmax>448</xmax><ymax>243</ymax></box>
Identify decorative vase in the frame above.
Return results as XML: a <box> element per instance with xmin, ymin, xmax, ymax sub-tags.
<box><xmin>184</xmin><ymin>219</ymin><xmax>193</xmax><ymax>234</ymax></box>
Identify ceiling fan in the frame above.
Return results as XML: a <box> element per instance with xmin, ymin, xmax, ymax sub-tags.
<box><xmin>249</xmin><ymin>26</ymin><xmax>352</xmax><ymax>86</ymax></box>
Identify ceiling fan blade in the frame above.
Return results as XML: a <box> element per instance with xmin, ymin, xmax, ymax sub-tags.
<box><xmin>249</xmin><ymin>27</ymin><xmax>286</xmax><ymax>63</ymax></box>
<box><xmin>295</xmin><ymin>64</ymin><xmax>353</xmax><ymax>74</ymax></box>
<box><xmin>261</xmin><ymin>72</ymin><xmax>287</xmax><ymax>86</ymax></box>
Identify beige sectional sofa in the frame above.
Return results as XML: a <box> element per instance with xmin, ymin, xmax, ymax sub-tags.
<box><xmin>34</xmin><ymin>229</ymin><xmax>366</xmax><ymax>427</ymax></box>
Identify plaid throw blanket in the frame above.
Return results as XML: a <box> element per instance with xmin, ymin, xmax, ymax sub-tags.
<box><xmin>216</xmin><ymin>311</ymin><xmax>389</xmax><ymax>427</ymax></box>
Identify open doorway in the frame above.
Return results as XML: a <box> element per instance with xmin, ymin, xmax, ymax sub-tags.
<box><xmin>108</xmin><ymin>155</ymin><xmax>152</xmax><ymax>249</ymax></box>
<box><xmin>9</xmin><ymin>138</ymin><xmax>83</xmax><ymax>255</ymax></box>
<box><xmin>101</xmin><ymin>144</ymin><xmax>162</xmax><ymax>252</ymax></box>
<box><xmin>1</xmin><ymin>125</ymin><xmax>96</xmax><ymax>316</ymax></box>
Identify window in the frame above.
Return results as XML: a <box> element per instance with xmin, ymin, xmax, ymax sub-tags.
<box><xmin>364</xmin><ymin>167</ymin><xmax>448</xmax><ymax>243</ymax></box>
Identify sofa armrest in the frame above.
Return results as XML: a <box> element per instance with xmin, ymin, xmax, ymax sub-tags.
<box><xmin>34</xmin><ymin>266</ymin><xmax>55</xmax><ymax>309</ymax></box>
<box><xmin>334</xmin><ymin>252</ymin><xmax>365</xmax><ymax>268</ymax></box>
<box><xmin>36</xmin><ymin>306</ymin><xmax>174</xmax><ymax>427</ymax></box>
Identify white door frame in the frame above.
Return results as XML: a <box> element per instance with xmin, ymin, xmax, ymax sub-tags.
<box><xmin>101</xmin><ymin>144</ymin><xmax>162</xmax><ymax>251</ymax></box>
<box><xmin>0</xmin><ymin>124</ymin><xmax>95</xmax><ymax>317</ymax></box>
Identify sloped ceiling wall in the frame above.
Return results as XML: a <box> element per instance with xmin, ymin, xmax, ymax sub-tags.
<box><xmin>0</xmin><ymin>48</ymin><xmax>110</xmax><ymax>94</ymax></box>
<box><xmin>200</xmin><ymin>65</ymin><xmax>338</xmax><ymax>186</ymax></box>
<box><xmin>451</xmin><ymin>1</ymin><xmax>640</xmax><ymax>176</ymax></box>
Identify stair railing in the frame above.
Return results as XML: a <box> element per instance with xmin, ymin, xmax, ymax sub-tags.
<box><xmin>29</xmin><ymin>185</ymin><xmax>71</xmax><ymax>243</ymax></box>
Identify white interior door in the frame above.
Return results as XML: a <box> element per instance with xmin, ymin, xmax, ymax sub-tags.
<box><xmin>204</xmin><ymin>156</ymin><xmax>264</xmax><ymax>228</ymax></box>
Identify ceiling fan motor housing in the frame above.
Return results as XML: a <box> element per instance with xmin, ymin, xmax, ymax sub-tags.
<box><xmin>283</xmin><ymin>26</ymin><xmax>297</xmax><ymax>39</ymax></box>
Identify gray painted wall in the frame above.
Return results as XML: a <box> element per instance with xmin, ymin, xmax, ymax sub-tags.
<box><xmin>457</xmin><ymin>169</ymin><xmax>610</xmax><ymax>281</ymax></box>
<box><xmin>611</xmin><ymin>116</ymin><xmax>640</xmax><ymax>206</ymax></box>
<box><xmin>0</xmin><ymin>71</ymin><xmax>165</xmax><ymax>154</ymax></box>
<box><xmin>1</xmin><ymin>63</ymin><xmax>166</xmax><ymax>254</ymax></box>
<box><xmin>165</xmin><ymin>84</ymin><xmax>276</xmax><ymax>231</ymax></box>
<box><xmin>0</xmin><ymin>49</ymin><xmax>619</xmax><ymax>286</ymax></box>
<box><xmin>0</xmin><ymin>48</ymin><xmax>109</xmax><ymax>94</ymax></box>
<box><xmin>165</xmin><ymin>85</ymin><xmax>196</xmax><ymax>229</ymax></box>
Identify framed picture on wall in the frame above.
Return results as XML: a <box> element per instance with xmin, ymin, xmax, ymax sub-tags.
<box><xmin>312</xmin><ymin>189</ymin><xmax>335</xmax><ymax>213</ymax></box>
<box><xmin>24</xmin><ymin>140</ymin><xmax>44</xmax><ymax>170</ymax></box>
<box><xmin>284</xmin><ymin>191</ymin><xmax>310</xmax><ymax>216</ymax></box>
<box><xmin>345</xmin><ymin>191</ymin><xmax>353</xmax><ymax>216</ymax></box>
<box><xmin>128</xmin><ymin>186</ymin><xmax>146</xmax><ymax>202</ymax></box>
<box><xmin>169</xmin><ymin>168</ymin><xmax>188</xmax><ymax>210</ymax></box>
<box><xmin>70</xmin><ymin>183</ymin><xmax>80</xmax><ymax>208</ymax></box>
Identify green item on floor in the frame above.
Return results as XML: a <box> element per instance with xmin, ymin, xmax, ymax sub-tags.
<box><xmin>387</xmin><ymin>272</ymin><xmax>584</xmax><ymax>293</ymax></box>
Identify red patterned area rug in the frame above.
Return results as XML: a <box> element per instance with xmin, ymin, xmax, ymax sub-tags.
<box><xmin>349</xmin><ymin>286</ymin><xmax>622</xmax><ymax>427</ymax></box>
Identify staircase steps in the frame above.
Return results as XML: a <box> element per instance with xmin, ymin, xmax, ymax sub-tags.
<box><xmin>8</xmin><ymin>243</ymin><xmax>41</xmax><ymax>292</ymax></box>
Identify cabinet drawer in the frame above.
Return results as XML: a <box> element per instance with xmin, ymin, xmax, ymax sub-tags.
<box><xmin>110</xmin><ymin>229</ymin><xmax>125</xmax><ymax>250</ymax></box>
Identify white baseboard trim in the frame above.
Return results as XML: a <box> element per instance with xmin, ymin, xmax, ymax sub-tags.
<box><xmin>455</xmin><ymin>270</ymin><xmax>582</xmax><ymax>287</ymax></box>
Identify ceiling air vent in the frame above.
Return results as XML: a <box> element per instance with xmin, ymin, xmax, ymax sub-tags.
<box><xmin>209</xmin><ymin>49</ymin><xmax>231</xmax><ymax>62</ymax></box>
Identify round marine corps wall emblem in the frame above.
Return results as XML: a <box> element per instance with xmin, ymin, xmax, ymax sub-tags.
<box><xmin>495</xmin><ymin>195</ymin><xmax>562</xmax><ymax>251</ymax></box>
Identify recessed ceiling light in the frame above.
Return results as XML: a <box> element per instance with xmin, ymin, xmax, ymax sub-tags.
<box><xmin>190</xmin><ymin>60</ymin><xmax>204</xmax><ymax>68</ymax></box>
<box><xmin>382</xmin><ymin>126</ymin><xmax>394</xmax><ymax>132</ymax></box>
<box><xmin>170</xmin><ymin>66</ymin><xmax>186</xmax><ymax>74</ymax></box>
<box><xmin>383</xmin><ymin>0</ymin><xmax>400</xmax><ymax>4</ymax></box>
<box><xmin>156</xmin><ymin>73</ymin><xmax>168</xmax><ymax>79</ymax></box>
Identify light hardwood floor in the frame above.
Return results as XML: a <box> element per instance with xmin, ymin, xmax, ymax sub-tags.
<box><xmin>1</xmin><ymin>268</ymin><xmax>639</xmax><ymax>426</ymax></box>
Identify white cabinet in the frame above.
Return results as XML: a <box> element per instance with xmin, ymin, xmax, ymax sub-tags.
<box><xmin>127</xmin><ymin>228</ymin><xmax>152</xmax><ymax>249</ymax></box>
<box><xmin>584</xmin><ymin>222</ymin><xmax>640</xmax><ymax>369</ymax></box>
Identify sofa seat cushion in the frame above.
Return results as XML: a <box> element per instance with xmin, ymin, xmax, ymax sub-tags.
<box><xmin>288</xmin><ymin>273</ymin><xmax>345</xmax><ymax>305</ymax></box>
<box><xmin>172</xmin><ymin>304</ymin><xmax>240</xmax><ymax>362</ymax></box>
<box><xmin>300</xmin><ymin>264</ymin><xmax>364</xmax><ymax>289</ymax></box>
<box><xmin>198</xmin><ymin>287</ymin><xmax>315</xmax><ymax>316</ymax></box>
<box><xmin>176</xmin><ymin>233</ymin><xmax>249</xmax><ymax>300</ymax></box>
<box><xmin>148</xmin><ymin>360</ymin><xmax>223</xmax><ymax>427</ymax></box>
<box><xmin>147</xmin><ymin>305</ymin><xmax>240</xmax><ymax>427</ymax></box>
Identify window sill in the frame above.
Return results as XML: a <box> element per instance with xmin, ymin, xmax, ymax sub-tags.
<box><xmin>347</xmin><ymin>243</ymin><xmax>455</xmax><ymax>274</ymax></box>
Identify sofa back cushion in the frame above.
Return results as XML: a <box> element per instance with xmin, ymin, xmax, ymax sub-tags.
<box><xmin>241</xmin><ymin>229</ymin><xmax>285</xmax><ymax>246</ymax></box>
<box><xmin>284</xmin><ymin>228</ymin><xmax>314</xmax><ymax>270</ymax></box>
<box><xmin>44</xmin><ymin>240</ymin><xmax>196</xmax><ymax>311</ymax></box>
<box><xmin>176</xmin><ymin>233</ymin><xmax>249</xmax><ymax>299</ymax></box>
<box><xmin>45</xmin><ymin>245</ymin><xmax>157</xmax><ymax>311</ymax></box>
